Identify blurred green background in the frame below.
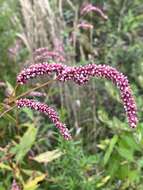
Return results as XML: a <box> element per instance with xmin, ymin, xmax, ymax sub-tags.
<box><xmin>0</xmin><ymin>0</ymin><xmax>143</xmax><ymax>189</ymax></box>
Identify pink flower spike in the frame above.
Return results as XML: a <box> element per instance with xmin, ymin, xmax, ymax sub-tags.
<box><xmin>80</xmin><ymin>4</ymin><xmax>93</xmax><ymax>15</ymax></box>
<box><xmin>81</xmin><ymin>4</ymin><xmax>108</xmax><ymax>20</ymax></box>
<box><xmin>16</xmin><ymin>98</ymin><xmax>72</xmax><ymax>140</ymax></box>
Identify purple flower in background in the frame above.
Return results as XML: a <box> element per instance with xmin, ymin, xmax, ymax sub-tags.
<box><xmin>53</xmin><ymin>38</ymin><xmax>65</xmax><ymax>54</ymax></box>
<box><xmin>17</xmin><ymin>63</ymin><xmax>138</xmax><ymax>128</ymax></box>
<box><xmin>34</xmin><ymin>48</ymin><xmax>65</xmax><ymax>62</ymax></box>
<box><xmin>77</xmin><ymin>22</ymin><xmax>93</xmax><ymax>30</ymax></box>
<box><xmin>80</xmin><ymin>3</ymin><xmax>108</xmax><ymax>20</ymax></box>
<box><xmin>28</xmin><ymin>91</ymin><xmax>46</xmax><ymax>97</ymax></box>
<box><xmin>11</xmin><ymin>180</ymin><xmax>21</xmax><ymax>190</ymax></box>
<box><xmin>16</xmin><ymin>98</ymin><xmax>72</xmax><ymax>140</ymax></box>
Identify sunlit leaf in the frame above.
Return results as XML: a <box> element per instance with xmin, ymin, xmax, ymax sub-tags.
<box><xmin>0</xmin><ymin>163</ymin><xmax>12</xmax><ymax>171</ymax></box>
<box><xmin>96</xmin><ymin>176</ymin><xmax>111</xmax><ymax>188</ymax></box>
<box><xmin>33</xmin><ymin>149</ymin><xmax>63</xmax><ymax>163</ymax></box>
<box><xmin>23</xmin><ymin>174</ymin><xmax>46</xmax><ymax>190</ymax></box>
<box><xmin>22</xmin><ymin>169</ymin><xmax>44</xmax><ymax>177</ymax></box>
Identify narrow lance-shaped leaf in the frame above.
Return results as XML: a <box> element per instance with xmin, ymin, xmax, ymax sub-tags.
<box><xmin>103</xmin><ymin>135</ymin><xmax>118</xmax><ymax>166</ymax></box>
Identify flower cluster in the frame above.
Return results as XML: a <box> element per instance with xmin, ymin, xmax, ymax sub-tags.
<box><xmin>17</xmin><ymin>62</ymin><xmax>64</xmax><ymax>84</ymax></box>
<box><xmin>16</xmin><ymin>98</ymin><xmax>72</xmax><ymax>140</ymax></box>
<box><xmin>17</xmin><ymin>63</ymin><xmax>138</xmax><ymax>128</ymax></box>
<box><xmin>80</xmin><ymin>3</ymin><xmax>108</xmax><ymax>20</ymax></box>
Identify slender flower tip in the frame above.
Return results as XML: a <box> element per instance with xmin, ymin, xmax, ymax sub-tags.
<box><xmin>16</xmin><ymin>98</ymin><xmax>72</xmax><ymax>140</ymax></box>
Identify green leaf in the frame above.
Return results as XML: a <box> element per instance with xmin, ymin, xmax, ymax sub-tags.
<box><xmin>128</xmin><ymin>170</ymin><xmax>139</xmax><ymax>182</ymax></box>
<box><xmin>121</xmin><ymin>134</ymin><xmax>140</xmax><ymax>151</ymax></box>
<box><xmin>103</xmin><ymin>135</ymin><xmax>118</xmax><ymax>166</ymax></box>
<box><xmin>0</xmin><ymin>187</ymin><xmax>5</xmax><ymax>190</ymax></box>
<box><xmin>117</xmin><ymin>147</ymin><xmax>134</xmax><ymax>161</ymax></box>
<box><xmin>33</xmin><ymin>149</ymin><xmax>63</xmax><ymax>163</ymax></box>
<box><xmin>97</xmin><ymin>109</ymin><xmax>109</xmax><ymax>124</ymax></box>
<box><xmin>14</xmin><ymin>124</ymin><xmax>38</xmax><ymax>163</ymax></box>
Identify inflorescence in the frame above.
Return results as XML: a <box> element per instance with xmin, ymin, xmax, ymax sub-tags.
<box><xmin>17</xmin><ymin>62</ymin><xmax>138</xmax><ymax>129</ymax></box>
<box><xmin>16</xmin><ymin>98</ymin><xmax>72</xmax><ymax>140</ymax></box>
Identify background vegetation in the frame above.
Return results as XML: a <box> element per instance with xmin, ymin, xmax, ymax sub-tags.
<box><xmin>0</xmin><ymin>0</ymin><xmax>143</xmax><ymax>189</ymax></box>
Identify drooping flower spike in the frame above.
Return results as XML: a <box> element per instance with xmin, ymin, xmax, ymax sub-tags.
<box><xmin>80</xmin><ymin>3</ymin><xmax>108</xmax><ymax>20</ymax></box>
<box><xmin>17</xmin><ymin>63</ymin><xmax>138</xmax><ymax>129</ymax></box>
<box><xmin>16</xmin><ymin>98</ymin><xmax>72</xmax><ymax>140</ymax></box>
